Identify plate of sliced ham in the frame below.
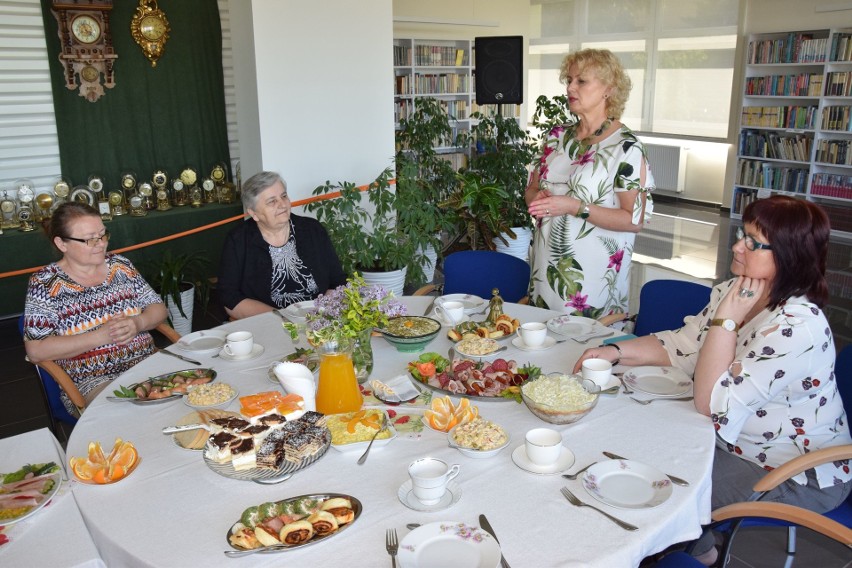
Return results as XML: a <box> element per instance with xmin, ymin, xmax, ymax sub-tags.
<box><xmin>0</xmin><ymin>463</ymin><xmax>62</xmax><ymax>525</ymax></box>
<box><xmin>408</xmin><ymin>355</ymin><xmax>531</xmax><ymax>401</ymax></box>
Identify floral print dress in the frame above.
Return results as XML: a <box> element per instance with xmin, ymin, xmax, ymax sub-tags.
<box><xmin>655</xmin><ymin>278</ymin><xmax>852</xmax><ymax>487</ymax></box>
<box><xmin>529</xmin><ymin>123</ymin><xmax>655</xmax><ymax>318</ymax></box>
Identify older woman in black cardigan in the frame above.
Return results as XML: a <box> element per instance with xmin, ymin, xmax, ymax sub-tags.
<box><xmin>218</xmin><ymin>171</ymin><xmax>346</xmax><ymax>320</ymax></box>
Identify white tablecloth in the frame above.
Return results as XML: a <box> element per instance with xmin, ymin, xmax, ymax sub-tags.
<box><xmin>0</xmin><ymin>428</ymin><xmax>105</xmax><ymax>568</ymax></box>
<box><xmin>67</xmin><ymin>297</ymin><xmax>713</xmax><ymax>567</ymax></box>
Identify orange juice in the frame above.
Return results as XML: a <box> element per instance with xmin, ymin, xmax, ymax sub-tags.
<box><xmin>316</xmin><ymin>352</ymin><xmax>363</xmax><ymax>414</ymax></box>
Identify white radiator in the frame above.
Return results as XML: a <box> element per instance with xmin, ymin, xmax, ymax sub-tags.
<box><xmin>645</xmin><ymin>143</ymin><xmax>686</xmax><ymax>193</ymax></box>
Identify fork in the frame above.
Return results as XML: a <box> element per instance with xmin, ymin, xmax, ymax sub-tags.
<box><xmin>630</xmin><ymin>396</ymin><xmax>694</xmax><ymax>405</ymax></box>
<box><xmin>386</xmin><ymin>528</ymin><xmax>399</xmax><ymax>568</ymax></box>
<box><xmin>358</xmin><ymin>413</ymin><xmax>388</xmax><ymax>465</ymax></box>
<box><xmin>560</xmin><ymin>487</ymin><xmax>638</xmax><ymax>531</ymax></box>
<box><xmin>571</xmin><ymin>330</ymin><xmax>615</xmax><ymax>344</ymax></box>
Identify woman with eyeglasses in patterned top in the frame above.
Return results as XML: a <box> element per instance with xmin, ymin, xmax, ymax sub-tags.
<box><xmin>23</xmin><ymin>202</ymin><xmax>167</xmax><ymax>416</ymax></box>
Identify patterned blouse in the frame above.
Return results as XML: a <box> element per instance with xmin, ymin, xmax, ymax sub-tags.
<box><xmin>268</xmin><ymin>221</ymin><xmax>319</xmax><ymax>308</ymax></box>
<box><xmin>654</xmin><ymin>278</ymin><xmax>851</xmax><ymax>488</ymax></box>
<box><xmin>24</xmin><ymin>254</ymin><xmax>162</xmax><ymax>415</ymax></box>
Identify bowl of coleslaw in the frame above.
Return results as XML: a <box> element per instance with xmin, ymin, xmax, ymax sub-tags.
<box><xmin>521</xmin><ymin>373</ymin><xmax>599</xmax><ymax>424</ymax></box>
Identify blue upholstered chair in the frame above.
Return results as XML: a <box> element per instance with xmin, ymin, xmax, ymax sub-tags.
<box><xmin>633</xmin><ymin>279</ymin><xmax>712</xmax><ymax>336</ymax></box>
<box><xmin>415</xmin><ymin>250</ymin><xmax>531</xmax><ymax>304</ymax></box>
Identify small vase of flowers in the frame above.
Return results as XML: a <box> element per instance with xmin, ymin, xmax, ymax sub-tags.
<box><xmin>305</xmin><ymin>274</ymin><xmax>407</xmax><ymax>383</ymax></box>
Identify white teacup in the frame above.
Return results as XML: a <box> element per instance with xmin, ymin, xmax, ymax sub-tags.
<box><xmin>517</xmin><ymin>322</ymin><xmax>547</xmax><ymax>347</ymax></box>
<box><xmin>273</xmin><ymin>362</ymin><xmax>317</xmax><ymax>411</ymax></box>
<box><xmin>525</xmin><ymin>428</ymin><xmax>563</xmax><ymax>466</ymax></box>
<box><xmin>408</xmin><ymin>457</ymin><xmax>460</xmax><ymax>505</ymax></box>
<box><xmin>435</xmin><ymin>300</ymin><xmax>465</xmax><ymax>325</ymax></box>
<box><xmin>223</xmin><ymin>331</ymin><xmax>254</xmax><ymax>357</ymax></box>
<box><xmin>582</xmin><ymin>358</ymin><xmax>613</xmax><ymax>387</ymax></box>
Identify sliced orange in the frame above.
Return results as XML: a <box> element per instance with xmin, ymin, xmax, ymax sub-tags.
<box><xmin>108</xmin><ymin>462</ymin><xmax>126</xmax><ymax>481</ymax></box>
<box><xmin>91</xmin><ymin>467</ymin><xmax>108</xmax><ymax>484</ymax></box>
<box><xmin>111</xmin><ymin>445</ymin><xmax>138</xmax><ymax>470</ymax></box>
<box><xmin>87</xmin><ymin>441</ymin><xmax>106</xmax><ymax>465</ymax></box>
<box><xmin>346</xmin><ymin>410</ymin><xmax>367</xmax><ymax>433</ymax></box>
<box><xmin>70</xmin><ymin>457</ymin><xmax>95</xmax><ymax>481</ymax></box>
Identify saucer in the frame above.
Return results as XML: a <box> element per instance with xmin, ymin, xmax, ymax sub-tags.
<box><xmin>511</xmin><ymin>445</ymin><xmax>575</xmax><ymax>475</ymax></box>
<box><xmin>398</xmin><ymin>479</ymin><xmax>462</xmax><ymax>512</ymax></box>
<box><xmin>431</xmin><ymin>310</ymin><xmax>472</xmax><ymax>327</ymax></box>
<box><xmin>511</xmin><ymin>336</ymin><xmax>557</xmax><ymax>352</ymax></box>
<box><xmin>217</xmin><ymin>344</ymin><xmax>265</xmax><ymax>362</ymax></box>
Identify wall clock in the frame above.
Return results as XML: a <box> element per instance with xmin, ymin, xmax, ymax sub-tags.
<box><xmin>130</xmin><ymin>0</ymin><xmax>170</xmax><ymax>67</ymax></box>
<box><xmin>52</xmin><ymin>1</ymin><xmax>117</xmax><ymax>102</ymax></box>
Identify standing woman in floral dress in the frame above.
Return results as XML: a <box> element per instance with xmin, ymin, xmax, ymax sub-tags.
<box><xmin>526</xmin><ymin>48</ymin><xmax>655</xmax><ymax>318</ymax></box>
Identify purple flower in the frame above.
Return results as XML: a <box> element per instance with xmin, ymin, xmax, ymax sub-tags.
<box><xmin>566</xmin><ymin>292</ymin><xmax>590</xmax><ymax>312</ymax></box>
<box><xmin>608</xmin><ymin>249</ymin><xmax>624</xmax><ymax>272</ymax></box>
<box><xmin>572</xmin><ymin>149</ymin><xmax>595</xmax><ymax>166</ymax></box>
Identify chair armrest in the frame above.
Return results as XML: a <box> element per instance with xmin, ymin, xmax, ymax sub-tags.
<box><xmin>413</xmin><ymin>284</ymin><xmax>438</xmax><ymax>296</ymax></box>
<box><xmin>712</xmin><ymin>501</ymin><xmax>852</xmax><ymax>545</ymax></box>
<box><xmin>598</xmin><ymin>312</ymin><xmax>629</xmax><ymax>328</ymax></box>
<box><xmin>517</xmin><ymin>296</ymin><xmax>529</xmax><ymax>305</ymax></box>
<box><xmin>155</xmin><ymin>322</ymin><xmax>181</xmax><ymax>343</ymax></box>
<box><xmin>752</xmin><ymin>444</ymin><xmax>852</xmax><ymax>493</ymax></box>
<box><xmin>36</xmin><ymin>360</ymin><xmax>87</xmax><ymax>411</ymax></box>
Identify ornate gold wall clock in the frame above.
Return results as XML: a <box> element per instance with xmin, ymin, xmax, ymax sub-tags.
<box><xmin>130</xmin><ymin>0</ymin><xmax>170</xmax><ymax>67</ymax></box>
<box><xmin>51</xmin><ymin>1</ymin><xmax>117</xmax><ymax>102</ymax></box>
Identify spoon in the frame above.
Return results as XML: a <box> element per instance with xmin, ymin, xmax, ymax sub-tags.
<box><xmin>562</xmin><ymin>461</ymin><xmax>596</xmax><ymax>480</ymax></box>
<box><xmin>630</xmin><ymin>396</ymin><xmax>694</xmax><ymax>405</ymax></box>
<box><xmin>406</xmin><ymin>523</ymin><xmax>421</xmax><ymax>530</ymax></box>
<box><xmin>357</xmin><ymin>413</ymin><xmax>388</xmax><ymax>465</ymax></box>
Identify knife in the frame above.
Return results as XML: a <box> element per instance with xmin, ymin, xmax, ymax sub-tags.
<box><xmin>602</xmin><ymin>451</ymin><xmax>690</xmax><ymax>487</ymax></box>
<box><xmin>479</xmin><ymin>514</ymin><xmax>511</xmax><ymax>568</ymax></box>
<box><xmin>159</xmin><ymin>349</ymin><xmax>202</xmax><ymax>366</ymax></box>
<box><xmin>423</xmin><ymin>296</ymin><xmax>438</xmax><ymax>316</ymax></box>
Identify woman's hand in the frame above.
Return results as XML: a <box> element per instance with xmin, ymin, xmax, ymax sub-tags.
<box><xmin>715</xmin><ymin>276</ymin><xmax>767</xmax><ymax>324</ymax></box>
<box><xmin>105</xmin><ymin>313</ymin><xmax>139</xmax><ymax>346</ymax></box>
<box><xmin>572</xmin><ymin>345</ymin><xmax>619</xmax><ymax>373</ymax></box>
<box><xmin>529</xmin><ymin>194</ymin><xmax>576</xmax><ymax>220</ymax></box>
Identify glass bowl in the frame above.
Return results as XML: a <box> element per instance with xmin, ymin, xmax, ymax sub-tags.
<box><xmin>521</xmin><ymin>373</ymin><xmax>599</xmax><ymax>425</ymax></box>
<box><xmin>377</xmin><ymin>316</ymin><xmax>441</xmax><ymax>353</ymax></box>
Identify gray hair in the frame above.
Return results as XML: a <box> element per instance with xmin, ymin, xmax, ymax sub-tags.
<box><xmin>241</xmin><ymin>171</ymin><xmax>287</xmax><ymax>211</ymax></box>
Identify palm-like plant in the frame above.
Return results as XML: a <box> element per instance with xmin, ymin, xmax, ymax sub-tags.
<box><xmin>440</xmin><ymin>170</ymin><xmax>512</xmax><ymax>251</ymax></box>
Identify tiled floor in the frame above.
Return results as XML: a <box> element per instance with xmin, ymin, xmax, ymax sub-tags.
<box><xmin>1</xmin><ymin>200</ymin><xmax>850</xmax><ymax>567</ymax></box>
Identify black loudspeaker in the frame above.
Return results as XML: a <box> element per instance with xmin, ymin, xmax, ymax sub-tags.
<box><xmin>475</xmin><ymin>36</ymin><xmax>523</xmax><ymax>105</ymax></box>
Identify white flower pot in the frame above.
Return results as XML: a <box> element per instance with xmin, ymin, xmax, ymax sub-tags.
<box><xmin>361</xmin><ymin>267</ymin><xmax>407</xmax><ymax>298</ymax></box>
<box><xmin>165</xmin><ymin>285</ymin><xmax>194</xmax><ymax>336</ymax></box>
<box><xmin>494</xmin><ymin>227</ymin><xmax>532</xmax><ymax>263</ymax></box>
<box><xmin>420</xmin><ymin>243</ymin><xmax>438</xmax><ymax>283</ymax></box>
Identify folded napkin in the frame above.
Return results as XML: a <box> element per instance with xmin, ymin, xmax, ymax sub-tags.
<box><xmin>274</xmin><ymin>362</ymin><xmax>316</xmax><ymax>411</ymax></box>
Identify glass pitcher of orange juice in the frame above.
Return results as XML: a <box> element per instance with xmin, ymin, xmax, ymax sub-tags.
<box><xmin>315</xmin><ymin>338</ymin><xmax>363</xmax><ymax>414</ymax></box>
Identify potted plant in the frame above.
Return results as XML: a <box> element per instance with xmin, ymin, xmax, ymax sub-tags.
<box><xmin>439</xmin><ymin>170</ymin><xmax>513</xmax><ymax>251</ymax></box>
<box><xmin>395</xmin><ymin>97</ymin><xmax>459</xmax><ymax>281</ymax></box>
<box><xmin>144</xmin><ymin>250</ymin><xmax>211</xmax><ymax>335</ymax></box>
<box><xmin>307</xmin><ymin>168</ymin><xmax>423</xmax><ymax>296</ymax></box>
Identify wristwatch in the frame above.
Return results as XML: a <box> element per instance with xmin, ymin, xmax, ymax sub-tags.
<box><xmin>710</xmin><ymin>318</ymin><xmax>740</xmax><ymax>332</ymax></box>
<box><xmin>576</xmin><ymin>201</ymin><xmax>591</xmax><ymax>219</ymax></box>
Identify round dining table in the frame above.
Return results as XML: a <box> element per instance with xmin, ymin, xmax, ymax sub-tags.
<box><xmin>66</xmin><ymin>296</ymin><xmax>714</xmax><ymax>567</ymax></box>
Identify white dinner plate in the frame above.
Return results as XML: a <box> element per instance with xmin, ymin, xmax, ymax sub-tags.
<box><xmin>217</xmin><ymin>344</ymin><xmax>265</xmax><ymax>362</ymax></box>
<box><xmin>397</xmin><ymin>480</ymin><xmax>462</xmax><ymax>513</ymax></box>
<box><xmin>546</xmin><ymin>315</ymin><xmax>597</xmax><ymax>337</ymax></box>
<box><xmin>183</xmin><ymin>385</ymin><xmax>238</xmax><ymax>409</ymax></box>
<box><xmin>331</xmin><ymin>419</ymin><xmax>398</xmax><ymax>453</ymax></box>
<box><xmin>439</xmin><ymin>294</ymin><xmax>486</xmax><ymax>315</ymax></box>
<box><xmin>511</xmin><ymin>445</ymin><xmax>575</xmax><ymax>475</ymax></box>
<box><xmin>623</xmin><ymin>366</ymin><xmax>692</xmax><ymax>397</ymax></box>
<box><xmin>511</xmin><ymin>336</ymin><xmax>556</xmax><ymax>352</ymax></box>
<box><xmin>398</xmin><ymin>521</ymin><xmax>501</xmax><ymax>568</ymax></box>
<box><xmin>175</xmin><ymin>330</ymin><xmax>227</xmax><ymax>355</ymax></box>
<box><xmin>280</xmin><ymin>300</ymin><xmax>316</xmax><ymax>323</ymax></box>
<box><xmin>1</xmin><ymin>471</ymin><xmax>62</xmax><ymax>525</ymax></box>
<box><xmin>582</xmin><ymin>459</ymin><xmax>674</xmax><ymax>509</ymax></box>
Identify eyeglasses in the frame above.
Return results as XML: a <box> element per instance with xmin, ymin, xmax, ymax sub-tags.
<box><xmin>64</xmin><ymin>230</ymin><xmax>110</xmax><ymax>247</ymax></box>
<box><xmin>736</xmin><ymin>227</ymin><xmax>772</xmax><ymax>251</ymax></box>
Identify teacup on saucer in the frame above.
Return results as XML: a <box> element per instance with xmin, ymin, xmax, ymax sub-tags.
<box><xmin>511</xmin><ymin>445</ymin><xmax>575</xmax><ymax>475</ymax></box>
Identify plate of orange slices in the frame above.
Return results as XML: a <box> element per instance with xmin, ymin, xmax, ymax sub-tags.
<box><xmin>70</xmin><ymin>438</ymin><xmax>139</xmax><ymax>485</ymax></box>
<box><xmin>423</xmin><ymin>396</ymin><xmax>479</xmax><ymax>433</ymax></box>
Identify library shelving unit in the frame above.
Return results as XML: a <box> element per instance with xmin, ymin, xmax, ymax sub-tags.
<box><xmin>733</xmin><ymin>28</ymin><xmax>852</xmax><ymax>240</ymax></box>
<box><xmin>393</xmin><ymin>38</ymin><xmax>521</xmax><ymax>168</ymax></box>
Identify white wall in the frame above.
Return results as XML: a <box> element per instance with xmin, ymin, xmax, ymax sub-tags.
<box><xmin>230</xmin><ymin>0</ymin><xmax>395</xmax><ymax>202</ymax></box>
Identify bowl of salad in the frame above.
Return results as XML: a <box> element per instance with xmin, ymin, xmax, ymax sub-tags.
<box><xmin>377</xmin><ymin>316</ymin><xmax>441</xmax><ymax>353</ymax></box>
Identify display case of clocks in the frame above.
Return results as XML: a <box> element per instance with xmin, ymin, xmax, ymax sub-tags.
<box><xmin>152</xmin><ymin>170</ymin><xmax>168</xmax><ymax>211</ymax></box>
<box><xmin>88</xmin><ymin>174</ymin><xmax>111</xmax><ymax>220</ymax></box>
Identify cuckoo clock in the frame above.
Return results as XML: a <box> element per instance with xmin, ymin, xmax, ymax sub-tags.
<box><xmin>51</xmin><ymin>0</ymin><xmax>117</xmax><ymax>102</ymax></box>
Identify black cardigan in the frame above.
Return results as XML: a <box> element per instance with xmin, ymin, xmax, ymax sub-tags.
<box><xmin>218</xmin><ymin>215</ymin><xmax>346</xmax><ymax>310</ymax></box>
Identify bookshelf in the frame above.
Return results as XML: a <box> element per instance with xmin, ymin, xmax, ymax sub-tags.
<box><xmin>733</xmin><ymin>28</ymin><xmax>852</xmax><ymax>238</ymax></box>
<box><xmin>393</xmin><ymin>38</ymin><xmax>522</xmax><ymax>166</ymax></box>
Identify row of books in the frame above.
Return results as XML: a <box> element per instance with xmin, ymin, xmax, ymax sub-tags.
<box><xmin>733</xmin><ymin>187</ymin><xmax>766</xmax><ymax>214</ymax></box>
<box><xmin>825</xmin><ymin>72</ymin><xmax>852</xmax><ymax>97</ymax></box>
<box><xmin>822</xmin><ymin>106</ymin><xmax>852</xmax><ymax>131</ymax></box>
<box><xmin>738</xmin><ymin>130</ymin><xmax>812</xmax><ymax>162</ymax></box>
<box><xmin>747</xmin><ymin>33</ymin><xmax>828</xmax><ymax>64</ymax></box>
<box><xmin>415</xmin><ymin>45</ymin><xmax>467</xmax><ymax>67</ymax></box>
<box><xmin>437</xmin><ymin>152</ymin><xmax>468</xmax><ymax>170</ymax></box>
<box><xmin>393</xmin><ymin>45</ymin><xmax>411</xmax><ymax>67</ymax></box>
<box><xmin>811</xmin><ymin>173</ymin><xmax>852</xmax><ymax>200</ymax></box>
<box><xmin>741</xmin><ymin>105</ymin><xmax>818</xmax><ymax>129</ymax></box>
<box><xmin>471</xmin><ymin>103</ymin><xmax>522</xmax><ymax>118</ymax></box>
<box><xmin>818</xmin><ymin>201</ymin><xmax>852</xmax><ymax>233</ymax></box>
<box><xmin>830</xmin><ymin>33</ymin><xmax>852</xmax><ymax>62</ymax></box>
<box><xmin>736</xmin><ymin>158</ymin><xmax>809</xmax><ymax>192</ymax></box>
<box><xmin>816</xmin><ymin>139</ymin><xmax>852</xmax><ymax>166</ymax></box>
<box><xmin>744</xmin><ymin>73</ymin><xmax>823</xmax><ymax>97</ymax></box>
<box><xmin>413</xmin><ymin>73</ymin><xmax>470</xmax><ymax>95</ymax></box>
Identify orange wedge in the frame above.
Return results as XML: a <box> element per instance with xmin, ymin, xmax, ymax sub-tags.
<box><xmin>71</xmin><ymin>439</ymin><xmax>137</xmax><ymax>484</ymax></box>
<box><xmin>87</xmin><ymin>441</ymin><xmax>106</xmax><ymax>465</ymax></box>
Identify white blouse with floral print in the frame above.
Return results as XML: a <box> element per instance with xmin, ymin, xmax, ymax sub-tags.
<box><xmin>654</xmin><ymin>278</ymin><xmax>851</xmax><ymax>488</ymax></box>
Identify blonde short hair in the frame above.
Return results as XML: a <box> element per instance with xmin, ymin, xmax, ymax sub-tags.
<box><xmin>559</xmin><ymin>49</ymin><xmax>632</xmax><ymax>120</ymax></box>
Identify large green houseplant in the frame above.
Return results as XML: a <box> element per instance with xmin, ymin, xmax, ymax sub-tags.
<box><xmin>306</xmin><ymin>168</ymin><xmax>430</xmax><ymax>286</ymax></box>
<box><xmin>440</xmin><ymin>170</ymin><xmax>512</xmax><ymax>251</ymax></box>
